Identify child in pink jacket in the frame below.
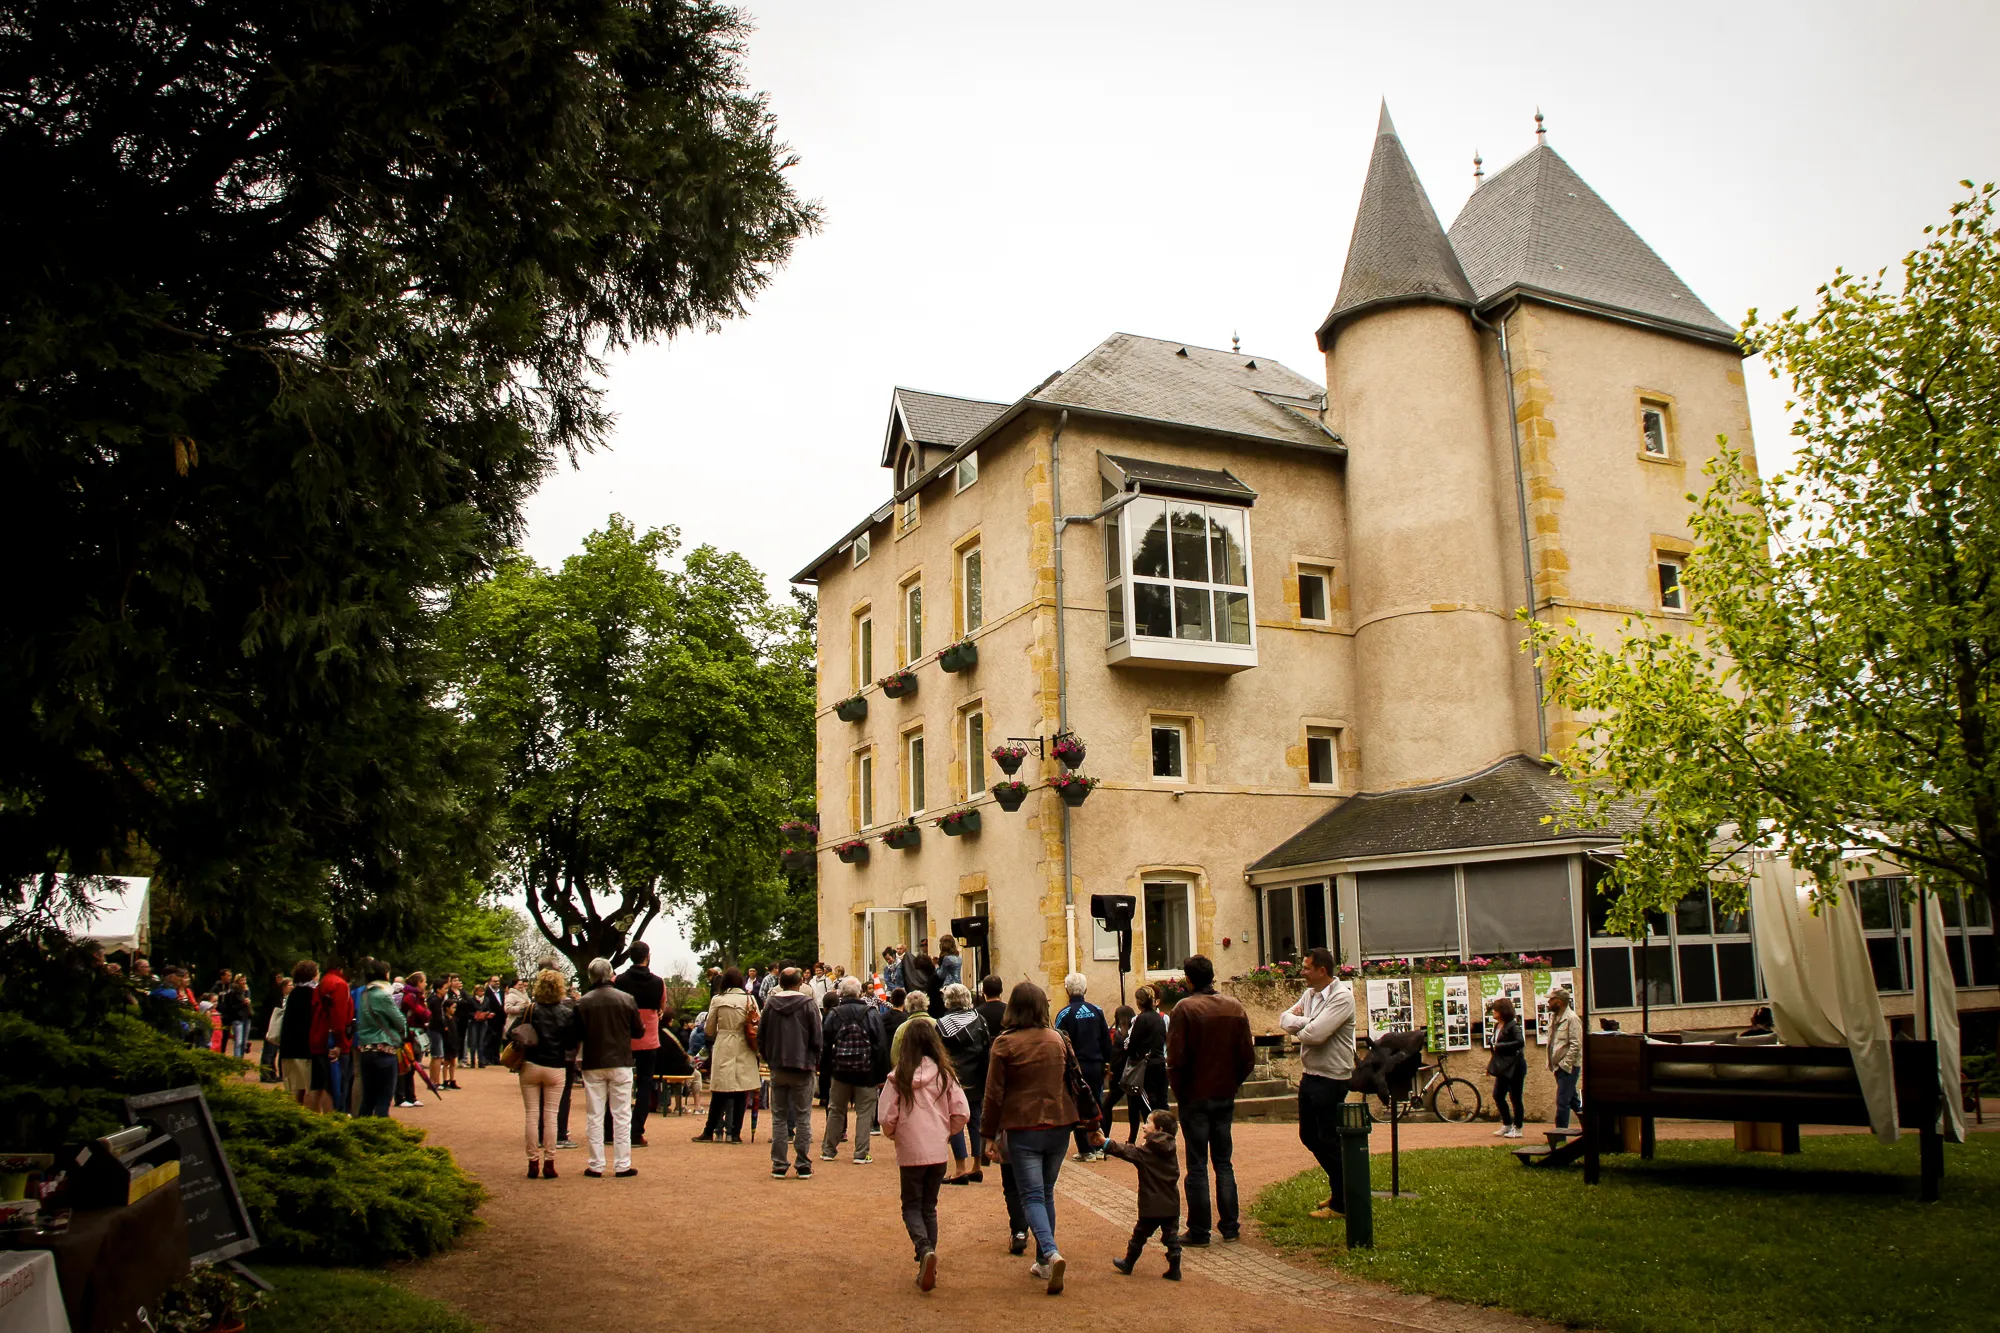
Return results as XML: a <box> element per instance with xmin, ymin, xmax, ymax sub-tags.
<box><xmin>879</xmin><ymin>1020</ymin><xmax>970</xmax><ymax>1292</ymax></box>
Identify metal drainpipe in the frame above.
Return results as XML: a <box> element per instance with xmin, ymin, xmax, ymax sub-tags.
<box><xmin>1470</xmin><ymin>301</ymin><xmax>1550</xmax><ymax>757</ymax></box>
<box><xmin>1050</xmin><ymin>410</ymin><xmax>1077</xmax><ymax>977</ymax></box>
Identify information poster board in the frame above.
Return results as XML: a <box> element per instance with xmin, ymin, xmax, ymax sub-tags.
<box><xmin>1423</xmin><ymin>975</ymin><xmax>1472</xmax><ymax>1052</ymax></box>
<box><xmin>1480</xmin><ymin>972</ymin><xmax>1524</xmax><ymax>1047</ymax></box>
<box><xmin>1365</xmin><ymin>977</ymin><xmax>1416</xmax><ymax>1042</ymax></box>
<box><xmin>124</xmin><ymin>1085</ymin><xmax>259</xmax><ymax>1265</ymax></box>
<box><xmin>1533</xmin><ymin>969</ymin><xmax>1575</xmax><ymax>1044</ymax></box>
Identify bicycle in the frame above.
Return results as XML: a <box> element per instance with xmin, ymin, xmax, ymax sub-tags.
<box><xmin>1363</xmin><ymin>1050</ymin><xmax>1483</xmax><ymax>1124</ymax></box>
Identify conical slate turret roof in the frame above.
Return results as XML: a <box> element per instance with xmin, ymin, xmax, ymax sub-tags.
<box><xmin>1449</xmin><ymin>143</ymin><xmax>1736</xmax><ymax>345</ymax></box>
<box><xmin>1316</xmin><ymin>103</ymin><xmax>1474</xmax><ymax>349</ymax></box>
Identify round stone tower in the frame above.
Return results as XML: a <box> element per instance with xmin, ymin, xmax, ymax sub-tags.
<box><xmin>1319</xmin><ymin>105</ymin><xmax>1521</xmax><ymax>790</ymax></box>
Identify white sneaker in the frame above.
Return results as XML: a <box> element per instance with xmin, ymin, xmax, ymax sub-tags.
<box><xmin>1029</xmin><ymin>1260</ymin><xmax>1049</xmax><ymax>1281</ymax></box>
<box><xmin>1044</xmin><ymin>1253</ymin><xmax>1065</xmax><ymax>1295</ymax></box>
<box><xmin>1504</xmin><ymin>1126</ymin><xmax>1523</xmax><ymax>1139</ymax></box>
<box><xmin>1491</xmin><ymin>1126</ymin><xmax>1509</xmax><ymax>1136</ymax></box>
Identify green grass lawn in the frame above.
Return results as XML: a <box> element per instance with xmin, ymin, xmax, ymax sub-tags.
<box><xmin>1254</xmin><ymin>1133</ymin><xmax>1998</xmax><ymax>1332</ymax></box>
<box><xmin>241</xmin><ymin>1265</ymin><xmax>482</xmax><ymax>1333</ymax></box>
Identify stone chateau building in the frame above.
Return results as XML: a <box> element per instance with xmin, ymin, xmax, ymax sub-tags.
<box><xmin>791</xmin><ymin>107</ymin><xmax>1996</xmax><ymax>1035</ymax></box>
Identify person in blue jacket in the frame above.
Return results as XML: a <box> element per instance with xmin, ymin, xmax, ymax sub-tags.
<box><xmin>1055</xmin><ymin>973</ymin><xmax>1111</xmax><ymax>1161</ymax></box>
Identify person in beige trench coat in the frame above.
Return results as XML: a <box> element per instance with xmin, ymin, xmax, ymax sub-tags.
<box><xmin>693</xmin><ymin>968</ymin><xmax>761</xmax><ymax>1143</ymax></box>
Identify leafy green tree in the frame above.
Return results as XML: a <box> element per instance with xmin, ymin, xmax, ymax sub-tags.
<box><xmin>445</xmin><ymin>520</ymin><xmax>814</xmax><ymax>975</ymax></box>
<box><xmin>0</xmin><ymin>0</ymin><xmax>816</xmax><ymax>956</ymax></box>
<box><xmin>1527</xmin><ymin>183</ymin><xmax>2000</xmax><ymax>931</ymax></box>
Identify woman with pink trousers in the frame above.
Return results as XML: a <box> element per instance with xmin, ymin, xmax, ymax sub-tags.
<box><xmin>878</xmin><ymin>1018</ymin><xmax>969</xmax><ymax>1292</ymax></box>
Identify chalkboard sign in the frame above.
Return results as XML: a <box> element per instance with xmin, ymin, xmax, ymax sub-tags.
<box><xmin>123</xmin><ymin>1086</ymin><xmax>259</xmax><ymax>1264</ymax></box>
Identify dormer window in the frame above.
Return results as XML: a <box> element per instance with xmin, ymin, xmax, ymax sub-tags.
<box><xmin>897</xmin><ymin>446</ymin><xmax>920</xmax><ymax>531</ymax></box>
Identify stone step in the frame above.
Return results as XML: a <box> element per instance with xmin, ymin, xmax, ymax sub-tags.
<box><xmin>1162</xmin><ymin>1079</ymin><xmax>1291</xmax><ymax>1105</ymax></box>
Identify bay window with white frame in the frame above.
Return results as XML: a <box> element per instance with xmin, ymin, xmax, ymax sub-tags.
<box><xmin>1104</xmin><ymin>483</ymin><xmax>1256</xmax><ymax>671</ymax></box>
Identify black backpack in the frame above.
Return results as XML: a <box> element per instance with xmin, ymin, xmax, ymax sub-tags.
<box><xmin>830</xmin><ymin>1010</ymin><xmax>877</xmax><ymax>1083</ymax></box>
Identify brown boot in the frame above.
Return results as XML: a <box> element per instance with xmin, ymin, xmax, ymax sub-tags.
<box><xmin>541</xmin><ymin>1159</ymin><xmax>557</xmax><ymax>1179</ymax></box>
<box><xmin>527</xmin><ymin>1159</ymin><xmax>540</xmax><ymax>1179</ymax></box>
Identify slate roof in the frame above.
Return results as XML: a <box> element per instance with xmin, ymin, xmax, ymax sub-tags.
<box><xmin>1032</xmin><ymin>333</ymin><xmax>1337</xmax><ymax>453</ymax></box>
<box><xmin>895</xmin><ymin>389</ymin><xmax>1008</xmax><ymax>448</ymax></box>
<box><xmin>1101</xmin><ymin>453</ymin><xmax>1258</xmax><ymax>504</ymax></box>
<box><xmin>1449</xmin><ymin>144</ymin><xmax>1736</xmax><ymax>345</ymax></box>
<box><xmin>1317</xmin><ymin>103</ymin><xmax>1474</xmax><ymax>347</ymax></box>
<box><xmin>1249</xmin><ymin>756</ymin><xmax>1639</xmax><ymax>872</ymax></box>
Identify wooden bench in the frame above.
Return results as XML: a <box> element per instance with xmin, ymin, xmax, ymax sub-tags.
<box><xmin>1583</xmin><ymin>1033</ymin><xmax>1944</xmax><ymax>1199</ymax></box>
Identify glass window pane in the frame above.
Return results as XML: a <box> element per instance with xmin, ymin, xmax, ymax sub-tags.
<box><xmin>1712</xmin><ymin>898</ymin><xmax>1749</xmax><ymax>935</ymax></box>
<box><xmin>1968</xmin><ymin>891</ymin><xmax>1993</xmax><ymax>928</ymax></box>
<box><xmin>1169</xmin><ymin>504</ymin><xmax>1209</xmax><ymax>582</ymax></box>
<box><xmin>1644</xmin><ymin>908</ymin><xmax>1671</xmax><ymax>939</ymax></box>
<box><xmin>967</xmin><ymin>714</ymin><xmax>985</xmax><ymax>792</ymax></box>
<box><xmin>1144</xmin><ymin>883</ymin><xmax>1192</xmax><ymax>972</ymax></box>
<box><xmin>1637</xmin><ymin>943</ymin><xmax>1675</xmax><ymax>1007</ymax></box>
<box><xmin>1265</xmin><ymin>887</ymin><xmax>1296</xmax><ymax>963</ymax></box>
<box><xmin>1213</xmin><ymin>590</ymin><xmax>1251</xmax><ymax>644</ymax></box>
<box><xmin>1971</xmin><ymin>933</ymin><xmax>1996</xmax><ymax>987</ymax></box>
<box><xmin>1307</xmin><ymin>736</ymin><xmax>1335</xmax><ymax>785</ymax></box>
<box><xmin>907</xmin><ymin>586</ymin><xmax>922</xmax><ymax>659</ymax></box>
<box><xmin>1675</xmin><ymin>891</ymin><xmax>1713</xmax><ymax>937</ymax></box>
<box><xmin>1107</xmin><ymin>582</ymin><xmax>1126</xmax><ymax>642</ymax></box>
<box><xmin>1858</xmin><ymin>879</ymin><xmax>1894</xmax><ymax>932</ymax></box>
<box><xmin>858</xmin><ymin>618</ymin><xmax>873</xmax><ymax>684</ymax></box>
<box><xmin>909</xmin><ymin>737</ymin><xmax>925</xmax><ymax>812</ymax></box>
<box><xmin>1940</xmin><ymin>890</ymin><xmax>1964</xmax><ymax>929</ymax></box>
<box><xmin>1151</xmin><ymin>725</ymin><xmax>1183</xmax><ymax>779</ymax></box>
<box><xmin>1592</xmin><ymin>946</ymin><xmax>1633</xmax><ymax>1009</ymax></box>
<box><xmin>1949</xmin><ymin>934</ymin><xmax>1969</xmax><ymax>987</ymax></box>
<box><xmin>1677</xmin><ymin>943</ymin><xmax>1718</xmax><ymax>1004</ymax></box>
<box><xmin>1105</xmin><ymin>507</ymin><xmax>1123</xmax><ymax>580</ymax></box>
<box><xmin>963</xmin><ymin>550</ymin><xmax>982</xmax><ymax>632</ymax></box>
<box><xmin>1174</xmin><ymin>586</ymin><xmax>1212</xmax><ymax>641</ymax></box>
<box><xmin>1208</xmin><ymin>508</ymin><xmax>1247</xmax><ymax>586</ymax></box>
<box><xmin>1717</xmin><ymin>942</ymin><xmax>1759</xmax><ymax>1000</ymax></box>
<box><xmin>1130</xmin><ymin>499</ymin><xmax>1168</xmax><ymax>578</ymax></box>
<box><xmin>1866</xmin><ymin>937</ymin><xmax>1904</xmax><ymax>991</ymax></box>
<box><xmin>1298</xmin><ymin>572</ymin><xmax>1327</xmax><ymax>620</ymax></box>
<box><xmin>859</xmin><ymin>755</ymin><xmax>873</xmax><ymax>826</ymax></box>
<box><xmin>1133</xmin><ymin>582</ymin><xmax>1172</xmax><ymax>638</ymax></box>
<box><xmin>1642</xmin><ymin>408</ymin><xmax>1667</xmax><ymax>455</ymax></box>
<box><xmin>1303</xmin><ymin>884</ymin><xmax>1330</xmax><ymax>952</ymax></box>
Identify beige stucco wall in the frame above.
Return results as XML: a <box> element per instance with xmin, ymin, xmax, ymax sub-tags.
<box><xmin>1326</xmin><ymin>303</ymin><xmax>1531</xmax><ymax>790</ymax></box>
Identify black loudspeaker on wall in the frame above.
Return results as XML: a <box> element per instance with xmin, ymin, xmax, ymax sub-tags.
<box><xmin>1090</xmin><ymin>894</ymin><xmax>1137</xmax><ymax>978</ymax></box>
<box><xmin>950</xmin><ymin>915</ymin><xmax>989</xmax><ymax>948</ymax></box>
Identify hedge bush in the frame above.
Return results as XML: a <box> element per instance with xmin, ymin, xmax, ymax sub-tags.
<box><xmin>210</xmin><ymin>1082</ymin><xmax>484</xmax><ymax>1265</ymax></box>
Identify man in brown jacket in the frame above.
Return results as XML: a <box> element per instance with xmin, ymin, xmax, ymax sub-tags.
<box><xmin>1165</xmin><ymin>954</ymin><xmax>1253</xmax><ymax>1245</ymax></box>
<box><xmin>577</xmin><ymin>958</ymin><xmax>643</xmax><ymax>1178</ymax></box>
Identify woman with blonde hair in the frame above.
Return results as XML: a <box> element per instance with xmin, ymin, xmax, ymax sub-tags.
<box><xmin>514</xmin><ymin>969</ymin><xmax>578</xmax><ymax>1178</ymax></box>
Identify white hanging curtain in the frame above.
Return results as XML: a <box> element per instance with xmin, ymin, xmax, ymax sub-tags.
<box><xmin>1748</xmin><ymin>860</ymin><xmax>1899</xmax><ymax>1144</ymax></box>
<box><xmin>1919</xmin><ymin>890</ymin><xmax>1967</xmax><ymax>1143</ymax></box>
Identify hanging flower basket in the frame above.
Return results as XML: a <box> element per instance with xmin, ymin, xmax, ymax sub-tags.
<box><xmin>990</xmin><ymin>780</ymin><xmax>1028</xmax><ymax>812</ymax></box>
<box><xmin>884</xmin><ymin>821</ymin><xmax>922</xmax><ymax>850</ymax></box>
<box><xmin>939</xmin><ymin>639</ymin><xmax>979</xmax><ymax>673</ymax></box>
<box><xmin>1050</xmin><ymin>770</ymin><xmax>1098</xmax><ymax>807</ymax></box>
<box><xmin>939</xmin><ymin>808</ymin><xmax>981</xmax><ymax>837</ymax></box>
<box><xmin>779</xmin><ymin>819</ymin><xmax>818</xmax><ymax>842</ymax></box>
<box><xmin>990</xmin><ymin>743</ymin><xmax>1029</xmax><ymax>776</ymax></box>
<box><xmin>780</xmin><ymin>848</ymin><xmax>814</xmax><ymax>874</ymax></box>
<box><xmin>835</xmin><ymin>695</ymin><xmax>868</xmax><ymax>722</ymax></box>
<box><xmin>879</xmin><ymin>671</ymin><xmax>919</xmax><ymax>700</ymax></box>
<box><xmin>835</xmin><ymin>840</ymin><xmax>870</xmax><ymax>865</ymax></box>
<box><xmin>1051</xmin><ymin>733</ymin><xmax>1087</xmax><ymax>770</ymax></box>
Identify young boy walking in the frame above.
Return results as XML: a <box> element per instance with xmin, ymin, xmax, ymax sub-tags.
<box><xmin>1106</xmin><ymin>1109</ymin><xmax>1183</xmax><ymax>1280</ymax></box>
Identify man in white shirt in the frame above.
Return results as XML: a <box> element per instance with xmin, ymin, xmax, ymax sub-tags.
<box><xmin>1278</xmin><ymin>946</ymin><xmax>1356</xmax><ymax>1219</ymax></box>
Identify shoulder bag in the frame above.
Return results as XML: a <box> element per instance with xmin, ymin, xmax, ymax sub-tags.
<box><xmin>498</xmin><ymin>1002</ymin><xmax>537</xmax><ymax>1072</ymax></box>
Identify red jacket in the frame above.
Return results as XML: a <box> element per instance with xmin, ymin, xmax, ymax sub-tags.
<box><xmin>311</xmin><ymin>970</ymin><xmax>355</xmax><ymax>1056</ymax></box>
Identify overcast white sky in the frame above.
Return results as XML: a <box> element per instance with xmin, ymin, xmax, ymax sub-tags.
<box><xmin>528</xmin><ymin>0</ymin><xmax>1999</xmax><ymax>973</ymax></box>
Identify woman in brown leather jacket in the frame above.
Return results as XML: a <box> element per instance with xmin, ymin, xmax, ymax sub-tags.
<box><xmin>980</xmin><ymin>981</ymin><xmax>1098</xmax><ymax>1295</ymax></box>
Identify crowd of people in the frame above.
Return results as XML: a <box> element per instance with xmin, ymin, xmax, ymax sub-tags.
<box><xmin>117</xmin><ymin>932</ymin><xmax>1594</xmax><ymax>1297</ymax></box>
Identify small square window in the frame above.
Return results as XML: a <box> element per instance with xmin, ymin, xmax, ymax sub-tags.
<box><xmin>954</xmin><ymin>452</ymin><xmax>979</xmax><ymax>492</ymax></box>
<box><xmin>1641</xmin><ymin>404</ymin><xmax>1670</xmax><ymax>457</ymax></box>
<box><xmin>1306</xmin><ymin>728</ymin><xmax>1339</xmax><ymax>787</ymax></box>
<box><xmin>852</xmin><ymin>532</ymin><xmax>871</xmax><ymax>567</ymax></box>
<box><xmin>1657</xmin><ymin>557</ymin><xmax>1684</xmax><ymax>611</ymax></box>
<box><xmin>1298</xmin><ymin>568</ymin><xmax>1329</xmax><ymax>622</ymax></box>
<box><xmin>1151</xmin><ymin>722</ymin><xmax>1187</xmax><ymax>781</ymax></box>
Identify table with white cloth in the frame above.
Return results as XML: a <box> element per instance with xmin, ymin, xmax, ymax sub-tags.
<box><xmin>0</xmin><ymin>1251</ymin><xmax>71</xmax><ymax>1333</ymax></box>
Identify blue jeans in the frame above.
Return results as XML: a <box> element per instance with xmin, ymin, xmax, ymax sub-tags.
<box><xmin>326</xmin><ymin>1050</ymin><xmax>349</xmax><ymax>1111</ymax></box>
<box><xmin>1007</xmin><ymin>1127</ymin><xmax>1070</xmax><ymax>1261</ymax></box>
<box><xmin>359</xmin><ymin>1050</ymin><xmax>399</xmax><ymax>1117</ymax></box>
<box><xmin>229</xmin><ymin>1020</ymin><xmax>250</xmax><ymax>1058</ymax></box>
<box><xmin>949</xmin><ymin>1094</ymin><xmax>983</xmax><ymax>1162</ymax></box>
<box><xmin>1179</xmin><ymin>1097</ymin><xmax>1238</xmax><ymax>1239</ymax></box>
<box><xmin>1553</xmin><ymin>1069</ymin><xmax>1582</xmax><ymax>1128</ymax></box>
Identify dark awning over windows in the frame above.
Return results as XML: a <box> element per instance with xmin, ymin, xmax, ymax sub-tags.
<box><xmin>1463</xmin><ymin>857</ymin><xmax>1572</xmax><ymax>955</ymax></box>
<box><xmin>1356</xmin><ymin>866</ymin><xmax>1458</xmax><ymax>957</ymax></box>
<box><xmin>1101</xmin><ymin>453</ymin><xmax>1257</xmax><ymax>507</ymax></box>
